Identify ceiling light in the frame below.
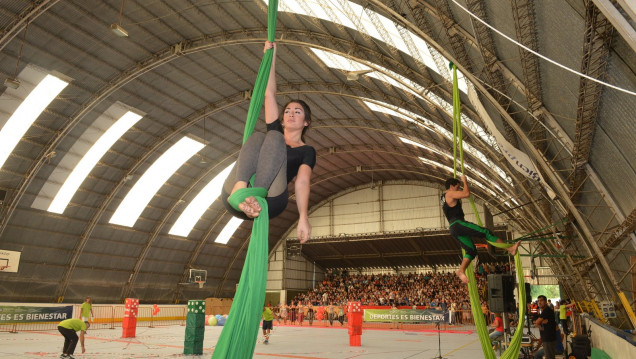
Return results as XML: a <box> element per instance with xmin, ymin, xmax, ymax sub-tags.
<box><xmin>110</xmin><ymin>0</ymin><xmax>129</xmax><ymax>37</ymax></box>
<box><xmin>3</xmin><ymin>78</ymin><xmax>20</xmax><ymax>89</ymax></box>
<box><xmin>346</xmin><ymin>69</ymin><xmax>373</xmax><ymax>81</ymax></box>
<box><xmin>110</xmin><ymin>23</ymin><xmax>128</xmax><ymax>37</ymax></box>
<box><xmin>110</xmin><ymin>136</ymin><xmax>204</xmax><ymax>227</ymax></box>
<box><xmin>0</xmin><ymin>74</ymin><xmax>68</xmax><ymax>170</ymax></box>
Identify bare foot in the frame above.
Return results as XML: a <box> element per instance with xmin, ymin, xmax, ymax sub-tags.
<box><xmin>507</xmin><ymin>241</ymin><xmax>521</xmax><ymax>256</ymax></box>
<box><xmin>238</xmin><ymin>196</ymin><xmax>261</xmax><ymax>218</ymax></box>
<box><xmin>456</xmin><ymin>270</ymin><xmax>469</xmax><ymax>284</ymax></box>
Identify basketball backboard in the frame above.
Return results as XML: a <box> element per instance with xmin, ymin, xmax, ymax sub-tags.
<box><xmin>188</xmin><ymin>269</ymin><xmax>207</xmax><ymax>288</ymax></box>
<box><xmin>0</xmin><ymin>249</ymin><xmax>20</xmax><ymax>272</ymax></box>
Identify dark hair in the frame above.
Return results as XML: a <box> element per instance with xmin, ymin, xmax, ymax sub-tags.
<box><xmin>444</xmin><ymin>178</ymin><xmax>460</xmax><ymax>189</ymax></box>
<box><xmin>281</xmin><ymin>99</ymin><xmax>312</xmax><ymax>142</ymax></box>
<box><xmin>538</xmin><ymin>295</ymin><xmax>547</xmax><ymax>301</ymax></box>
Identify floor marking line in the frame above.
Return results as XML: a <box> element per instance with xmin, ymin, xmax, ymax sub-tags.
<box><xmin>443</xmin><ymin>336</ymin><xmax>481</xmax><ymax>356</ymax></box>
<box><xmin>254</xmin><ymin>353</ymin><xmax>330</xmax><ymax>359</ymax></box>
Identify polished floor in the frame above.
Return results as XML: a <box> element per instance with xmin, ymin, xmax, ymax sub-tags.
<box><xmin>0</xmin><ymin>323</ymin><xmax>514</xmax><ymax>359</ymax></box>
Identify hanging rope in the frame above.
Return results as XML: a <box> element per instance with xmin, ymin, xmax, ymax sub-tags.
<box><xmin>450</xmin><ymin>62</ymin><xmax>527</xmax><ymax>359</ymax></box>
<box><xmin>211</xmin><ymin>2</ymin><xmax>278</xmax><ymax>358</ymax></box>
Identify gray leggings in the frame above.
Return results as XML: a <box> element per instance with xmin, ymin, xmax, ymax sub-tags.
<box><xmin>222</xmin><ymin>131</ymin><xmax>288</xmax><ymax>219</ymax></box>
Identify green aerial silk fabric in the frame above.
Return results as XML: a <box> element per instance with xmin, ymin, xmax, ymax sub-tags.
<box><xmin>451</xmin><ymin>63</ymin><xmax>526</xmax><ymax>359</ymax></box>
<box><xmin>211</xmin><ymin>2</ymin><xmax>278</xmax><ymax>358</ymax></box>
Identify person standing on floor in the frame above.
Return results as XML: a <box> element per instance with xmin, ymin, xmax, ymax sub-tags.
<box><xmin>557</xmin><ymin>299</ymin><xmax>576</xmax><ymax>336</ymax></box>
<box><xmin>262</xmin><ymin>305</ymin><xmax>274</xmax><ymax>344</ymax></box>
<box><xmin>79</xmin><ymin>297</ymin><xmax>93</xmax><ymax>323</ymax></box>
<box><xmin>534</xmin><ymin>295</ymin><xmax>557</xmax><ymax>359</ymax></box>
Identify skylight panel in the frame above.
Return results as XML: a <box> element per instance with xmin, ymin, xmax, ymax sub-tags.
<box><xmin>0</xmin><ymin>74</ymin><xmax>68</xmax><ymax>170</ymax></box>
<box><xmin>169</xmin><ymin>162</ymin><xmax>236</xmax><ymax>237</ymax></box>
<box><xmin>48</xmin><ymin>111</ymin><xmax>143</xmax><ymax>214</ymax></box>
<box><xmin>403</xmin><ymin>137</ymin><xmax>502</xmax><ymax>191</ymax></box>
<box><xmin>356</xmin><ymin>8</ymin><xmax>383</xmax><ymax>40</ymax></box>
<box><xmin>419</xmin><ymin>157</ymin><xmax>454</xmax><ymax>174</ymax></box>
<box><xmin>272</xmin><ymin>1</ymin><xmax>507</xmax><ymax>184</ymax></box>
<box><xmin>215</xmin><ymin>217</ymin><xmax>244</xmax><ymax>245</ymax></box>
<box><xmin>270</xmin><ymin>0</ymin><xmax>473</xmax><ymax>93</ymax></box>
<box><xmin>399</xmin><ymin>137</ymin><xmax>451</xmax><ymax>160</ymax></box>
<box><xmin>310</xmin><ymin>48</ymin><xmax>370</xmax><ymax>72</ymax></box>
<box><xmin>110</xmin><ymin>136</ymin><xmax>204</xmax><ymax>227</ymax></box>
<box><xmin>367</xmin><ymin>99</ymin><xmax>511</xmax><ymax>185</ymax></box>
<box><xmin>363</xmin><ymin>99</ymin><xmax>447</xmax><ymax>136</ymax></box>
<box><xmin>411</xmin><ymin>36</ymin><xmax>439</xmax><ymax>70</ymax></box>
<box><xmin>312</xmin><ymin>47</ymin><xmax>497</xmax><ymax>148</ymax></box>
<box><xmin>378</xmin><ymin>16</ymin><xmax>410</xmax><ymax>54</ymax></box>
<box><xmin>300</xmin><ymin>0</ymin><xmax>330</xmax><ymax>20</ymax></box>
<box><xmin>420</xmin><ymin>156</ymin><xmax>496</xmax><ymax>198</ymax></box>
<box><xmin>329</xmin><ymin>0</ymin><xmax>357</xmax><ymax>28</ymax></box>
<box><xmin>367</xmin><ymin>72</ymin><xmax>421</xmax><ymax>99</ymax></box>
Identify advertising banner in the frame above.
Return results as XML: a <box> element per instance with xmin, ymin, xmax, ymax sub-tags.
<box><xmin>0</xmin><ymin>305</ymin><xmax>73</xmax><ymax>323</ymax></box>
<box><xmin>363</xmin><ymin>308</ymin><xmax>445</xmax><ymax>323</ymax></box>
<box><xmin>467</xmin><ymin>85</ymin><xmax>556</xmax><ymax>199</ymax></box>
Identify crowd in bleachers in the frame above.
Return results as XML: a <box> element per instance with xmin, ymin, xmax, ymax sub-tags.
<box><xmin>272</xmin><ymin>263</ymin><xmax>515</xmax><ymax>326</ymax></box>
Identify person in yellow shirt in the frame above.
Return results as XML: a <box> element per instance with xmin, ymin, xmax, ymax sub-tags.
<box><xmin>262</xmin><ymin>306</ymin><xmax>274</xmax><ymax>344</ymax></box>
<box><xmin>57</xmin><ymin>318</ymin><xmax>89</xmax><ymax>359</ymax></box>
<box><xmin>556</xmin><ymin>300</ymin><xmax>576</xmax><ymax>336</ymax></box>
<box><xmin>79</xmin><ymin>297</ymin><xmax>93</xmax><ymax>322</ymax></box>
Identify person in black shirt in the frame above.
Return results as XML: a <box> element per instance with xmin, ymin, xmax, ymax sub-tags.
<box><xmin>221</xmin><ymin>41</ymin><xmax>315</xmax><ymax>243</ymax></box>
<box><xmin>534</xmin><ymin>295</ymin><xmax>557</xmax><ymax>359</ymax></box>
<box><xmin>442</xmin><ymin>175</ymin><xmax>520</xmax><ymax>283</ymax></box>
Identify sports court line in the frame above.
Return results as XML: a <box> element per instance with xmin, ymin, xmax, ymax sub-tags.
<box><xmin>442</xmin><ymin>336</ymin><xmax>481</xmax><ymax>357</ymax></box>
<box><xmin>254</xmin><ymin>353</ymin><xmax>329</xmax><ymax>359</ymax></box>
<box><xmin>31</xmin><ymin>331</ymin><xmax>185</xmax><ymax>348</ymax></box>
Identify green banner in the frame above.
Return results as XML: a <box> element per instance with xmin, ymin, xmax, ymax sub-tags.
<box><xmin>363</xmin><ymin>309</ymin><xmax>445</xmax><ymax>323</ymax></box>
<box><xmin>0</xmin><ymin>305</ymin><xmax>73</xmax><ymax>323</ymax></box>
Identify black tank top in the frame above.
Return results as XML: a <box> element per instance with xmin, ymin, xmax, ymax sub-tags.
<box><xmin>441</xmin><ymin>194</ymin><xmax>465</xmax><ymax>224</ymax></box>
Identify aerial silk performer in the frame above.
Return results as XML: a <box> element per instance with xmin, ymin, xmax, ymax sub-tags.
<box><xmin>448</xmin><ymin>62</ymin><xmax>526</xmax><ymax>359</ymax></box>
<box><xmin>211</xmin><ymin>2</ymin><xmax>279</xmax><ymax>358</ymax></box>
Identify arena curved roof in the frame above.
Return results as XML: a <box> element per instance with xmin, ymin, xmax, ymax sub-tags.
<box><xmin>0</xmin><ymin>0</ymin><xmax>634</xmax><ymax>324</ymax></box>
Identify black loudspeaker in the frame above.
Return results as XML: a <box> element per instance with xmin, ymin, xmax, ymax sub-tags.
<box><xmin>571</xmin><ymin>336</ymin><xmax>591</xmax><ymax>359</ymax></box>
<box><xmin>525</xmin><ymin>282</ymin><xmax>532</xmax><ymax>304</ymax></box>
<box><xmin>488</xmin><ymin>274</ymin><xmax>516</xmax><ymax>313</ymax></box>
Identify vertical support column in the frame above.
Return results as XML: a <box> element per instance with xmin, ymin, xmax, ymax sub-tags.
<box><xmin>122</xmin><ymin>298</ymin><xmax>138</xmax><ymax>338</ymax></box>
<box><xmin>184</xmin><ymin>299</ymin><xmax>205</xmax><ymax>355</ymax></box>
<box><xmin>329</xmin><ymin>200</ymin><xmax>334</xmax><ymax>237</ymax></box>
<box><xmin>347</xmin><ymin>301</ymin><xmax>362</xmax><ymax>346</ymax></box>
<box><xmin>378</xmin><ymin>183</ymin><xmax>384</xmax><ymax>233</ymax></box>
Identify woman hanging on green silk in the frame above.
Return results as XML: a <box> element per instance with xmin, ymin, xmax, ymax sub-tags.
<box><xmin>221</xmin><ymin>41</ymin><xmax>315</xmax><ymax>243</ymax></box>
<box><xmin>442</xmin><ymin>174</ymin><xmax>521</xmax><ymax>283</ymax></box>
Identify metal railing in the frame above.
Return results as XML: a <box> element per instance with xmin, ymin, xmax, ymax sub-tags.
<box><xmin>0</xmin><ymin>304</ymin><xmax>187</xmax><ymax>332</ymax></box>
<box><xmin>272</xmin><ymin>306</ymin><xmax>480</xmax><ymax>332</ymax></box>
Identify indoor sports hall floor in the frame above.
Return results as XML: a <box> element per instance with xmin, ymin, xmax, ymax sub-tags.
<box><xmin>1</xmin><ymin>324</ymin><xmax>533</xmax><ymax>358</ymax></box>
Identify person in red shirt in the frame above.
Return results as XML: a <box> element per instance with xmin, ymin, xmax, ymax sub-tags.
<box><xmin>490</xmin><ymin>313</ymin><xmax>505</xmax><ymax>348</ymax></box>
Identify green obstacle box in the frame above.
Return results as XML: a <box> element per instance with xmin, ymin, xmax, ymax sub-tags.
<box><xmin>184</xmin><ymin>300</ymin><xmax>205</xmax><ymax>355</ymax></box>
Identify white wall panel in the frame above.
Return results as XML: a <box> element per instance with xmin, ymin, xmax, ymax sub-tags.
<box><xmin>333</xmin><ymin>188</ymin><xmax>380</xmax><ymax>234</ymax></box>
<box><xmin>310</xmin><ymin>205</ymin><xmax>331</xmax><ymax>237</ymax></box>
<box><xmin>279</xmin><ymin>182</ymin><xmax>507</xmax><ymax>292</ymax></box>
<box><xmin>294</xmin><ymin>184</ymin><xmax>502</xmax><ymax>239</ymax></box>
<box><xmin>269</xmin><ymin>261</ymin><xmax>283</xmax><ymax>271</ymax></box>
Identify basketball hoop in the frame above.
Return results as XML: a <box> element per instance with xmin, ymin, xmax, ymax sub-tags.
<box><xmin>196</xmin><ymin>281</ymin><xmax>204</xmax><ymax>289</ymax></box>
<box><xmin>0</xmin><ymin>266</ymin><xmax>8</xmax><ymax>271</ymax></box>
